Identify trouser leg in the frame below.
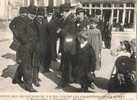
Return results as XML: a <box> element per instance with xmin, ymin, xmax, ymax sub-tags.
<box><xmin>43</xmin><ymin>48</ymin><xmax>51</xmax><ymax>72</ymax></box>
<box><xmin>32</xmin><ymin>52</ymin><xmax>40</xmax><ymax>86</ymax></box>
<box><xmin>80</xmin><ymin>75</ymin><xmax>88</xmax><ymax>92</ymax></box>
<box><xmin>61</xmin><ymin>52</ymin><xmax>70</xmax><ymax>83</ymax></box>
<box><xmin>105</xmin><ymin>38</ymin><xmax>111</xmax><ymax>49</ymax></box>
<box><xmin>21</xmin><ymin>49</ymin><xmax>33</xmax><ymax>88</ymax></box>
<box><xmin>13</xmin><ymin>49</ymin><xmax>23</xmax><ymax>83</ymax></box>
<box><xmin>12</xmin><ymin>64</ymin><xmax>23</xmax><ymax>83</ymax></box>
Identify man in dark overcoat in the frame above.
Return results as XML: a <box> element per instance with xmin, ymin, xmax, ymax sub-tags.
<box><xmin>58</xmin><ymin>5</ymin><xmax>78</xmax><ymax>87</ymax></box>
<box><xmin>9</xmin><ymin>7</ymin><xmax>28</xmax><ymax>84</ymax></box>
<box><xmin>33</xmin><ymin>7</ymin><xmax>48</xmax><ymax>86</ymax></box>
<box><xmin>9</xmin><ymin>6</ymin><xmax>38</xmax><ymax>92</ymax></box>
<box><xmin>44</xmin><ymin>9</ymin><xmax>62</xmax><ymax>72</ymax></box>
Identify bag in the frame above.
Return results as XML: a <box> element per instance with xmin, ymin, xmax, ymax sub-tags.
<box><xmin>9</xmin><ymin>38</ymin><xmax>21</xmax><ymax>51</ymax></box>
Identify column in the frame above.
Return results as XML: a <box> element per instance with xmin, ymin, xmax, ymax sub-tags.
<box><xmin>27</xmin><ymin>0</ymin><xmax>30</xmax><ymax>6</ymax></box>
<box><xmin>0</xmin><ymin>0</ymin><xmax>8</xmax><ymax>20</ymax></box>
<box><xmin>44</xmin><ymin>0</ymin><xmax>48</xmax><ymax>6</ymax></box>
<box><xmin>62</xmin><ymin>0</ymin><xmax>65</xmax><ymax>4</ymax></box>
<box><xmin>100</xmin><ymin>4</ymin><xmax>103</xmax><ymax>17</ymax></box>
<box><xmin>89</xmin><ymin>4</ymin><xmax>92</xmax><ymax>15</ymax></box>
<box><xmin>54</xmin><ymin>0</ymin><xmax>57</xmax><ymax>6</ymax></box>
<box><xmin>111</xmin><ymin>4</ymin><xmax>114</xmax><ymax>25</ymax></box>
<box><xmin>34</xmin><ymin>0</ymin><xmax>38</xmax><ymax>6</ymax></box>
<box><xmin>122</xmin><ymin>3</ymin><xmax>126</xmax><ymax>25</ymax></box>
<box><xmin>116</xmin><ymin>9</ymin><xmax>119</xmax><ymax>23</ymax></box>
<box><xmin>134</xmin><ymin>5</ymin><xmax>136</xmax><ymax>32</ymax></box>
<box><xmin>128</xmin><ymin>10</ymin><xmax>131</xmax><ymax>24</ymax></box>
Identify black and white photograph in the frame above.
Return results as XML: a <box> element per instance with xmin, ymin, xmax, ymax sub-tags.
<box><xmin>0</xmin><ymin>0</ymin><xmax>136</xmax><ymax>93</ymax></box>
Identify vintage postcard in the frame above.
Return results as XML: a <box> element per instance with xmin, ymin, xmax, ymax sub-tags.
<box><xmin>0</xmin><ymin>0</ymin><xmax>136</xmax><ymax>100</ymax></box>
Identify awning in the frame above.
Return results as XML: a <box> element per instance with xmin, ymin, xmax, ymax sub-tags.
<box><xmin>79</xmin><ymin>0</ymin><xmax>135</xmax><ymax>4</ymax></box>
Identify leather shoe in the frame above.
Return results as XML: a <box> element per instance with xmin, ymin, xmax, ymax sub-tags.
<box><xmin>25</xmin><ymin>86</ymin><xmax>37</xmax><ymax>92</ymax></box>
<box><xmin>33</xmin><ymin>81</ymin><xmax>40</xmax><ymax>87</ymax></box>
<box><xmin>12</xmin><ymin>79</ymin><xmax>23</xmax><ymax>84</ymax></box>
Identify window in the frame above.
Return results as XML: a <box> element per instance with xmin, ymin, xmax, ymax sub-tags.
<box><xmin>83</xmin><ymin>3</ymin><xmax>89</xmax><ymax>7</ymax></box>
<box><xmin>125</xmin><ymin>9</ymin><xmax>134</xmax><ymax>28</ymax></box>
<box><xmin>114</xmin><ymin>4</ymin><xmax>123</xmax><ymax>7</ymax></box>
<box><xmin>92</xmin><ymin>3</ymin><xmax>100</xmax><ymax>7</ymax></box>
<box><xmin>103</xmin><ymin>3</ymin><xmax>111</xmax><ymax>7</ymax></box>
<box><xmin>37</xmin><ymin>0</ymin><xmax>44</xmax><ymax>6</ymax></box>
<box><xmin>126</xmin><ymin>3</ymin><xmax>135</xmax><ymax>7</ymax></box>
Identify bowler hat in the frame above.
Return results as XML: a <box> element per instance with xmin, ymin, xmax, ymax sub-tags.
<box><xmin>60</xmin><ymin>3</ymin><xmax>71</xmax><ymax>12</ymax></box>
<box><xmin>19</xmin><ymin>7</ymin><xmax>28</xmax><ymax>14</ymax></box>
<box><xmin>37</xmin><ymin>7</ymin><xmax>45</xmax><ymax>16</ymax></box>
<box><xmin>28</xmin><ymin>6</ymin><xmax>37</xmax><ymax>15</ymax></box>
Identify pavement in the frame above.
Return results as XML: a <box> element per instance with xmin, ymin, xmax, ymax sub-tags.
<box><xmin>0</xmin><ymin>25</ymin><xmax>136</xmax><ymax>93</ymax></box>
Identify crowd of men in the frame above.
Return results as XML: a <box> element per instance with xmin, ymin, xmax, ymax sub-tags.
<box><xmin>9</xmin><ymin>4</ymin><xmax>112</xmax><ymax>92</ymax></box>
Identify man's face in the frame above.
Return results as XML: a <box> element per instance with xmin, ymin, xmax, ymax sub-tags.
<box><xmin>28</xmin><ymin>14</ymin><xmax>36</xmax><ymax>20</ymax></box>
<box><xmin>47</xmin><ymin>13</ymin><xmax>52</xmax><ymax>17</ymax></box>
<box><xmin>20</xmin><ymin>13</ymin><xmax>27</xmax><ymax>16</ymax></box>
<box><xmin>90</xmin><ymin>22</ymin><xmax>97</xmax><ymax>28</ymax></box>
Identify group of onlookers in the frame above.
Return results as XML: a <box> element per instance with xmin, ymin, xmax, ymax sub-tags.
<box><xmin>9</xmin><ymin>3</ymin><xmax>136</xmax><ymax>92</ymax></box>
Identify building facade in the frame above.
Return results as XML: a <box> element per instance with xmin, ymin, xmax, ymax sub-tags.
<box><xmin>0</xmin><ymin>0</ymin><xmax>79</xmax><ymax>20</ymax></box>
<box><xmin>0</xmin><ymin>0</ymin><xmax>136</xmax><ymax>32</ymax></box>
<box><xmin>80</xmin><ymin>0</ymin><xmax>136</xmax><ymax>31</ymax></box>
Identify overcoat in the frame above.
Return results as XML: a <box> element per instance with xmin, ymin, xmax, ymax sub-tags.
<box><xmin>59</xmin><ymin>13</ymin><xmax>78</xmax><ymax>83</ymax></box>
<box><xmin>87</xmin><ymin>28</ymin><xmax>102</xmax><ymax>70</ymax></box>
<box><xmin>46</xmin><ymin>17</ymin><xmax>58</xmax><ymax>60</ymax></box>
<box><xmin>74</xmin><ymin>42</ymin><xmax>96</xmax><ymax>83</ymax></box>
<box><xmin>34</xmin><ymin>17</ymin><xmax>48</xmax><ymax>65</ymax></box>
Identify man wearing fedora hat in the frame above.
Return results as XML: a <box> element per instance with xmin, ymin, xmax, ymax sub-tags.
<box><xmin>58</xmin><ymin>3</ymin><xmax>78</xmax><ymax>87</ymax></box>
<box><xmin>10</xmin><ymin>6</ymin><xmax>38</xmax><ymax>92</ymax></box>
<box><xmin>21</xmin><ymin>6</ymin><xmax>39</xmax><ymax>92</ymax></box>
<box><xmin>32</xmin><ymin>6</ymin><xmax>48</xmax><ymax>87</ymax></box>
<box><xmin>9</xmin><ymin>7</ymin><xmax>29</xmax><ymax>85</ymax></box>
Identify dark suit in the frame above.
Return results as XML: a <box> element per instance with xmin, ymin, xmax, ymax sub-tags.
<box><xmin>10</xmin><ymin>15</ymin><xmax>39</xmax><ymax>88</ymax></box>
<box><xmin>59</xmin><ymin>14</ymin><xmax>78</xmax><ymax>84</ymax></box>
<box><xmin>76</xmin><ymin>43</ymin><xmax>96</xmax><ymax>90</ymax></box>
<box><xmin>9</xmin><ymin>15</ymin><xmax>28</xmax><ymax>83</ymax></box>
<box><xmin>34</xmin><ymin>16</ymin><xmax>48</xmax><ymax>73</ymax></box>
<box><xmin>47</xmin><ymin>17</ymin><xmax>59</xmax><ymax>61</ymax></box>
